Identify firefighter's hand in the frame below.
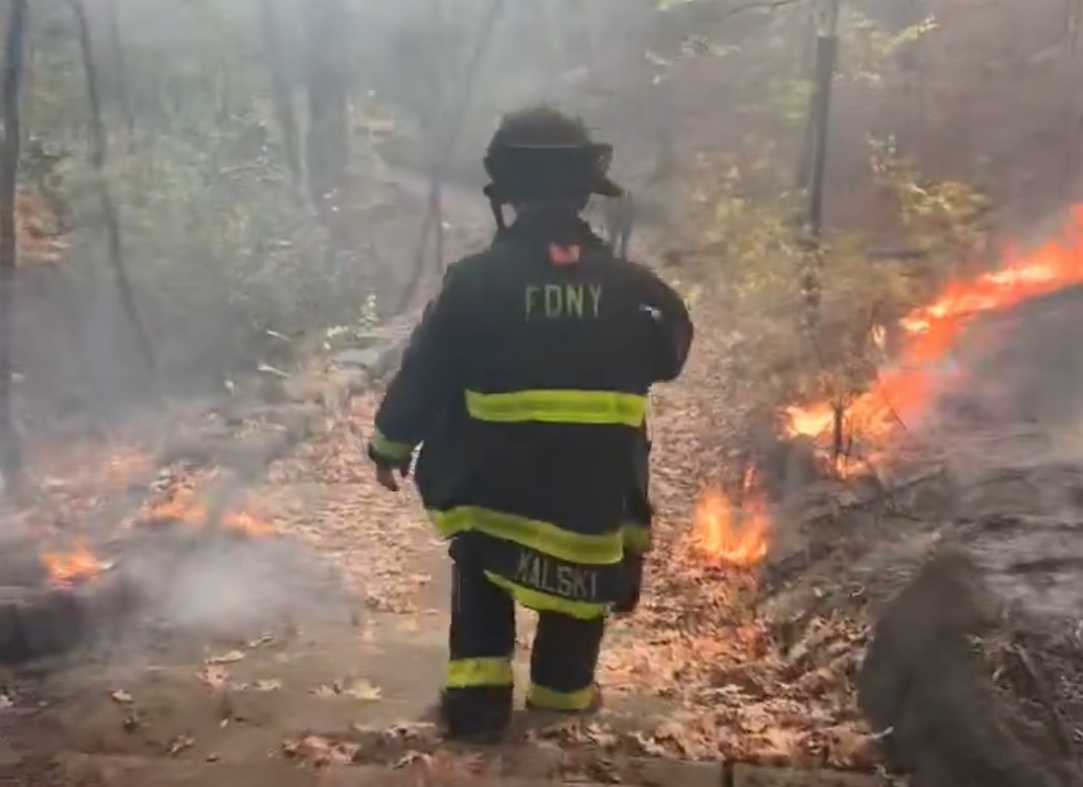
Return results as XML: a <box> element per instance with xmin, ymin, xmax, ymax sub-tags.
<box><xmin>375</xmin><ymin>465</ymin><xmax>399</xmax><ymax>492</ymax></box>
<box><xmin>367</xmin><ymin>439</ymin><xmax>412</xmax><ymax>492</ymax></box>
<box><xmin>375</xmin><ymin>463</ymin><xmax>409</xmax><ymax>492</ymax></box>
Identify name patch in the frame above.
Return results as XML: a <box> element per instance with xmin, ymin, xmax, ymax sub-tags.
<box><xmin>514</xmin><ymin>549</ymin><xmax>600</xmax><ymax>601</ymax></box>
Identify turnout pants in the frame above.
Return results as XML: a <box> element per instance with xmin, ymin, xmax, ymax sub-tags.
<box><xmin>442</xmin><ymin>561</ymin><xmax>606</xmax><ymax>738</ymax></box>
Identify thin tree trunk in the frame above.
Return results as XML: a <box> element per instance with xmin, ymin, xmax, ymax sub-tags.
<box><xmin>260</xmin><ymin>0</ymin><xmax>303</xmax><ymax>195</ymax></box>
<box><xmin>0</xmin><ymin>0</ymin><xmax>28</xmax><ymax>487</ymax></box>
<box><xmin>394</xmin><ymin>0</ymin><xmax>504</xmax><ymax>314</ymax></box>
<box><xmin>103</xmin><ymin>0</ymin><xmax>135</xmax><ymax>147</ymax></box>
<box><xmin>428</xmin><ymin>0</ymin><xmax>447</xmax><ymax>274</ymax></box>
<box><xmin>795</xmin><ymin>8</ymin><xmax>818</xmax><ymax>192</ymax></box>
<box><xmin>801</xmin><ymin>0</ymin><xmax>842</xmax><ymax>464</ymax></box>
<box><xmin>70</xmin><ymin>0</ymin><xmax>156</xmax><ymax>381</ymax></box>
<box><xmin>303</xmin><ymin>0</ymin><xmax>352</xmax><ymax>213</ymax></box>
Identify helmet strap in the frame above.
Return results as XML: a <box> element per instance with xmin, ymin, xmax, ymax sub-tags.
<box><xmin>483</xmin><ymin>183</ymin><xmax>507</xmax><ymax>230</ymax></box>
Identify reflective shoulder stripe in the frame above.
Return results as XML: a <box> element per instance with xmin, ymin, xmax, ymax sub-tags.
<box><xmin>370</xmin><ymin>428</ymin><xmax>414</xmax><ymax>462</ymax></box>
<box><xmin>465</xmin><ymin>389</ymin><xmax>646</xmax><ymax>427</ymax></box>
<box><xmin>446</xmin><ymin>657</ymin><xmax>514</xmax><ymax>689</ymax></box>
<box><xmin>485</xmin><ymin>571</ymin><xmax>609</xmax><ymax>620</ymax></box>
<box><xmin>429</xmin><ymin>506</ymin><xmax>624</xmax><ymax>565</ymax></box>
<box><xmin>622</xmin><ymin>523</ymin><xmax>652</xmax><ymax>554</ymax></box>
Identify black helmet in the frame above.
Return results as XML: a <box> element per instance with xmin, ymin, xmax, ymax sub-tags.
<box><xmin>483</xmin><ymin>106</ymin><xmax>624</xmax><ymax>205</ymax></box>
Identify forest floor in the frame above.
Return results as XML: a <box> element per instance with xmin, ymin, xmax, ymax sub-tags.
<box><xmin>0</xmin><ymin>279</ymin><xmax>892</xmax><ymax>787</ymax></box>
<box><xmin>3</xmin><ymin>159</ymin><xmax>1083</xmax><ymax>787</ymax></box>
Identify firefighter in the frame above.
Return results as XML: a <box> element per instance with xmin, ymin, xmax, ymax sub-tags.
<box><xmin>366</xmin><ymin>105</ymin><xmax>693</xmax><ymax>743</ymax></box>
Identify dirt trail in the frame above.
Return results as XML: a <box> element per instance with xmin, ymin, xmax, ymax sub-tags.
<box><xmin>0</xmin><ymin>276</ymin><xmax>890</xmax><ymax>787</ymax></box>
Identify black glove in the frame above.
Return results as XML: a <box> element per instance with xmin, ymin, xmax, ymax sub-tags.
<box><xmin>612</xmin><ymin>552</ymin><xmax>645</xmax><ymax>615</ymax></box>
<box><xmin>368</xmin><ymin>442</ymin><xmax>412</xmax><ymax>491</ymax></box>
<box><xmin>367</xmin><ymin>442</ymin><xmax>411</xmax><ymax>474</ymax></box>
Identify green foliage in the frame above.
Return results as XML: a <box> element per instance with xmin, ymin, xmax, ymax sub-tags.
<box><xmin>682</xmin><ymin>122</ymin><xmax>986</xmax><ymax>434</ymax></box>
<box><xmin>22</xmin><ymin>18</ymin><xmax>370</xmax><ymax>379</ymax></box>
<box><xmin>839</xmin><ymin>10</ymin><xmax>938</xmax><ymax>86</ymax></box>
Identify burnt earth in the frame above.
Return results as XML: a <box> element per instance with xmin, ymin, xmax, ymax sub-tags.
<box><xmin>0</xmin><ymin>572</ymin><xmax>136</xmax><ymax>665</ymax></box>
<box><xmin>858</xmin><ymin>545</ymin><xmax>1083</xmax><ymax>787</ymax></box>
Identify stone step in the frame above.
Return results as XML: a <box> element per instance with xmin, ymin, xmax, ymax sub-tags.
<box><xmin>43</xmin><ymin>752</ymin><xmax>319</xmax><ymax>787</ymax></box>
<box><xmin>733</xmin><ymin>764</ymin><xmax>880</xmax><ymax>786</ymax></box>
<box><xmin>40</xmin><ymin>753</ymin><xmax>669</xmax><ymax>787</ymax></box>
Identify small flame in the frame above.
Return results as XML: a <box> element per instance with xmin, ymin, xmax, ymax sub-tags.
<box><xmin>142</xmin><ymin>488</ymin><xmax>274</xmax><ymax>536</ymax></box>
<box><xmin>693</xmin><ymin>471</ymin><xmax>769</xmax><ymax>567</ymax></box>
<box><xmin>41</xmin><ymin>542</ymin><xmax>105</xmax><ymax>588</ymax></box>
<box><xmin>145</xmin><ymin>490</ymin><xmax>208</xmax><ymax>526</ymax></box>
<box><xmin>222</xmin><ymin>510</ymin><xmax>275</xmax><ymax>537</ymax></box>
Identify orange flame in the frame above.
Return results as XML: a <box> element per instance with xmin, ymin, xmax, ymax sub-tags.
<box><xmin>786</xmin><ymin>208</ymin><xmax>1083</xmax><ymax>455</ymax></box>
<box><xmin>693</xmin><ymin>471</ymin><xmax>769</xmax><ymax>567</ymax></box>
<box><xmin>142</xmin><ymin>488</ymin><xmax>274</xmax><ymax>536</ymax></box>
<box><xmin>41</xmin><ymin>542</ymin><xmax>105</xmax><ymax>588</ymax></box>
<box><xmin>222</xmin><ymin>510</ymin><xmax>275</xmax><ymax>537</ymax></box>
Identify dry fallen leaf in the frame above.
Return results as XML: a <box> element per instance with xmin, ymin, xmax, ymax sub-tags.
<box><xmin>198</xmin><ymin>664</ymin><xmax>229</xmax><ymax>689</ymax></box>
<box><xmin>393</xmin><ymin>751</ymin><xmax>431</xmax><ymax>770</ymax></box>
<box><xmin>342</xmin><ymin>678</ymin><xmax>382</xmax><ymax>701</ymax></box>
<box><xmin>282</xmin><ymin>734</ymin><xmax>359</xmax><ymax>767</ymax></box>
<box><xmin>206</xmin><ymin>650</ymin><xmax>246</xmax><ymax>665</ymax></box>
<box><xmin>825</xmin><ymin>725</ymin><xmax>880</xmax><ymax>769</ymax></box>
<box><xmin>252</xmin><ymin>679</ymin><xmax>282</xmax><ymax>692</ymax></box>
<box><xmin>168</xmin><ymin>734</ymin><xmax>195</xmax><ymax>757</ymax></box>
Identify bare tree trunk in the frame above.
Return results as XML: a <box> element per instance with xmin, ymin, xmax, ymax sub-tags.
<box><xmin>303</xmin><ymin>0</ymin><xmax>352</xmax><ymax>213</ymax></box>
<box><xmin>0</xmin><ymin>0</ymin><xmax>28</xmax><ymax>487</ymax></box>
<box><xmin>103</xmin><ymin>0</ymin><xmax>135</xmax><ymax>147</ymax></box>
<box><xmin>795</xmin><ymin>8</ymin><xmax>817</xmax><ymax>191</ymax></box>
<box><xmin>260</xmin><ymin>0</ymin><xmax>303</xmax><ymax>196</ymax></box>
<box><xmin>394</xmin><ymin>0</ymin><xmax>504</xmax><ymax>314</ymax></box>
<box><xmin>428</xmin><ymin>0</ymin><xmax>448</xmax><ymax>274</ymax></box>
<box><xmin>1060</xmin><ymin>0</ymin><xmax>1083</xmax><ymax>199</ymax></box>
<box><xmin>70</xmin><ymin>0</ymin><xmax>156</xmax><ymax>382</ymax></box>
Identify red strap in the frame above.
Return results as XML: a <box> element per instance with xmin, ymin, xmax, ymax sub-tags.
<box><xmin>548</xmin><ymin>243</ymin><xmax>581</xmax><ymax>266</ymax></box>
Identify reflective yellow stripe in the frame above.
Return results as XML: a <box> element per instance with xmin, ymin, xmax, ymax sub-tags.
<box><xmin>465</xmin><ymin>389</ymin><xmax>647</xmax><ymax>426</ymax></box>
<box><xmin>622</xmin><ymin>524</ymin><xmax>652</xmax><ymax>553</ymax></box>
<box><xmin>484</xmin><ymin>572</ymin><xmax>609</xmax><ymax>620</ymax></box>
<box><xmin>445</xmin><ymin>657</ymin><xmax>514</xmax><ymax>689</ymax></box>
<box><xmin>429</xmin><ymin>506</ymin><xmax>624</xmax><ymax>565</ymax></box>
<box><xmin>527</xmin><ymin>683</ymin><xmax>596</xmax><ymax>711</ymax></box>
<box><xmin>370</xmin><ymin>428</ymin><xmax>414</xmax><ymax>462</ymax></box>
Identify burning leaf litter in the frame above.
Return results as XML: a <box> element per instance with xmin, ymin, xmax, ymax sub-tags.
<box><xmin>612</xmin><ymin>210</ymin><xmax>1083</xmax><ymax>765</ymax></box>
<box><xmin>40</xmin><ymin>542</ymin><xmax>110</xmax><ymax>588</ymax></box>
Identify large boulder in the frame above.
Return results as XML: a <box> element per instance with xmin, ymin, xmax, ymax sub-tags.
<box><xmin>859</xmin><ymin>534</ymin><xmax>1083</xmax><ymax>787</ymax></box>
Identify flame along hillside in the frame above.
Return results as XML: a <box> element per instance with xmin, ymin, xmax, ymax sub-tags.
<box><xmin>693</xmin><ymin>207</ymin><xmax>1083</xmax><ymax>567</ymax></box>
<box><xmin>38</xmin><ymin>475</ymin><xmax>277</xmax><ymax>589</ymax></box>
